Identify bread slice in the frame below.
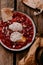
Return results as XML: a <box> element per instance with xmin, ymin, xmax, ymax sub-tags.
<box><xmin>23</xmin><ymin>0</ymin><xmax>36</xmax><ymax>8</ymax></box>
<box><xmin>1</xmin><ymin>8</ymin><xmax>13</xmax><ymax>22</ymax></box>
<box><xmin>18</xmin><ymin>38</ymin><xmax>40</xmax><ymax>65</ymax></box>
<box><xmin>23</xmin><ymin>0</ymin><xmax>43</xmax><ymax>10</ymax></box>
<box><xmin>40</xmin><ymin>38</ymin><xmax>43</xmax><ymax>47</ymax></box>
<box><xmin>23</xmin><ymin>0</ymin><xmax>43</xmax><ymax>15</ymax></box>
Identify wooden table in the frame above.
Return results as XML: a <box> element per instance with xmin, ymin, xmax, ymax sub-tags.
<box><xmin>0</xmin><ymin>0</ymin><xmax>43</xmax><ymax>65</ymax></box>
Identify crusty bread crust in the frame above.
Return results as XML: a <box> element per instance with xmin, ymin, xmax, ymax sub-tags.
<box><xmin>18</xmin><ymin>38</ymin><xmax>41</xmax><ymax>65</ymax></box>
<box><xmin>23</xmin><ymin>0</ymin><xmax>43</xmax><ymax>10</ymax></box>
<box><xmin>1</xmin><ymin>8</ymin><xmax>13</xmax><ymax>22</ymax></box>
<box><xmin>4</xmin><ymin>8</ymin><xmax>13</xmax><ymax>16</ymax></box>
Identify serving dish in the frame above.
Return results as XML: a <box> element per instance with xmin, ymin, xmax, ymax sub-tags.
<box><xmin>0</xmin><ymin>10</ymin><xmax>36</xmax><ymax>51</ymax></box>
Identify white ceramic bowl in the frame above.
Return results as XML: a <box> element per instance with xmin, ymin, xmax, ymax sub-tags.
<box><xmin>0</xmin><ymin>11</ymin><xmax>36</xmax><ymax>51</ymax></box>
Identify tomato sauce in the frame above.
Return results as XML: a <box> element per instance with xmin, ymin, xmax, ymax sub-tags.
<box><xmin>0</xmin><ymin>12</ymin><xmax>34</xmax><ymax>49</ymax></box>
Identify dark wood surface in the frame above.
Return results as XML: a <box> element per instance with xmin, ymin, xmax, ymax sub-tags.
<box><xmin>0</xmin><ymin>0</ymin><xmax>43</xmax><ymax>65</ymax></box>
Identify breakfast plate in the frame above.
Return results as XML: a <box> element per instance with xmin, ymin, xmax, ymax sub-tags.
<box><xmin>0</xmin><ymin>8</ymin><xmax>36</xmax><ymax>51</ymax></box>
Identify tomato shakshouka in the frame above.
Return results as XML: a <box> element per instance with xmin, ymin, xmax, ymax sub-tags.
<box><xmin>0</xmin><ymin>12</ymin><xmax>34</xmax><ymax>49</ymax></box>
